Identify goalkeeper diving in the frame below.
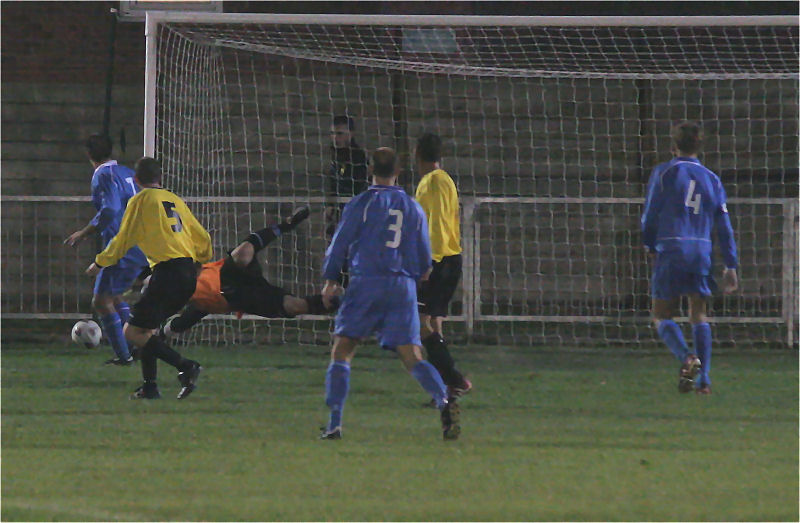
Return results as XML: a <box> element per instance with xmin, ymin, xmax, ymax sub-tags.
<box><xmin>159</xmin><ymin>206</ymin><xmax>340</xmax><ymax>337</ymax></box>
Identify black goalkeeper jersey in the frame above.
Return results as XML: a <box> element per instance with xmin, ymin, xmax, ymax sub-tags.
<box><xmin>328</xmin><ymin>141</ymin><xmax>369</xmax><ymax>198</ymax></box>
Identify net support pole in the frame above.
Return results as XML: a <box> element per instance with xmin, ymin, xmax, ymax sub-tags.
<box><xmin>144</xmin><ymin>12</ymin><xmax>158</xmax><ymax>157</ymax></box>
<box><xmin>461</xmin><ymin>198</ymin><xmax>477</xmax><ymax>339</ymax></box>
<box><xmin>783</xmin><ymin>200</ymin><xmax>798</xmax><ymax>346</ymax></box>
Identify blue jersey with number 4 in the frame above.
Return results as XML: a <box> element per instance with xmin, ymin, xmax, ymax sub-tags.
<box><xmin>641</xmin><ymin>157</ymin><xmax>737</xmax><ymax>275</ymax></box>
<box><xmin>323</xmin><ymin>185</ymin><xmax>432</xmax><ymax>281</ymax></box>
<box><xmin>90</xmin><ymin>160</ymin><xmax>147</xmax><ymax>269</ymax></box>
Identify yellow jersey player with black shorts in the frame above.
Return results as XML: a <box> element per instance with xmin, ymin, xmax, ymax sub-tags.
<box><xmin>86</xmin><ymin>157</ymin><xmax>212</xmax><ymax>400</ymax></box>
<box><xmin>414</xmin><ymin>133</ymin><xmax>472</xmax><ymax>399</ymax></box>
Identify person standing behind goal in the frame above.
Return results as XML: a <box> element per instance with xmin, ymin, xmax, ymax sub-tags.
<box><xmin>414</xmin><ymin>133</ymin><xmax>472</xmax><ymax>397</ymax></box>
<box><xmin>86</xmin><ymin>157</ymin><xmax>212</xmax><ymax>400</ymax></box>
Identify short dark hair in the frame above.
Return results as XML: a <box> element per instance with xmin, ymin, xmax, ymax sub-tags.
<box><xmin>672</xmin><ymin>121</ymin><xmax>703</xmax><ymax>155</ymax></box>
<box><xmin>372</xmin><ymin>147</ymin><xmax>397</xmax><ymax>177</ymax></box>
<box><xmin>333</xmin><ymin>115</ymin><xmax>355</xmax><ymax>130</ymax></box>
<box><xmin>85</xmin><ymin>134</ymin><xmax>112</xmax><ymax>163</ymax></box>
<box><xmin>134</xmin><ymin>157</ymin><xmax>162</xmax><ymax>185</ymax></box>
<box><xmin>416</xmin><ymin>133</ymin><xmax>442</xmax><ymax>162</ymax></box>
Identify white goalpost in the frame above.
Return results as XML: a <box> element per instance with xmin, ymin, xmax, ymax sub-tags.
<box><xmin>3</xmin><ymin>14</ymin><xmax>796</xmax><ymax>349</ymax></box>
<box><xmin>136</xmin><ymin>13</ymin><xmax>798</xmax><ymax>348</ymax></box>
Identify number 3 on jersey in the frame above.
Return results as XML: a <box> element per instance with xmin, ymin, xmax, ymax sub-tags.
<box><xmin>685</xmin><ymin>180</ymin><xmax>701</xmax><ymax>214</ymax></box>
<box><xmin>162</xmin><ymin>201</ymin><xmax>184</xmax><ymax>232</ymax></box>
<box><xmin>386</xmin><ymin>209</ymin><xmax>403</xmax><ymax>248</ymax></box>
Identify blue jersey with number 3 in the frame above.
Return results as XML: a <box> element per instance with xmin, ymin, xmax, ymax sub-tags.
<box><xmin>323</xmin><ymin>185</ymin><xmax>432</xmax><ymax>281</ymax></box>
<box><xmin>90</xmin><ymin>160</ymin><xmax>147</xmax><ymax>269</ymax></box>
<box><xmin>641</xmin><ymin>157</ymin><xmax>737</xmax><ymax>275</ymax></box>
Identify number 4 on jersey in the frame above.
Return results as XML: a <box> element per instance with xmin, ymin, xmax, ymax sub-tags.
<box><xmin>685</xmin><ymin>180</ymin><xmax>701</xmax><ymax>214</ymax></box>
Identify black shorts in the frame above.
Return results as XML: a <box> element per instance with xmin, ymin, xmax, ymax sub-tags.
<box><xmin>418</xmin><ymin>254</ymin><xmax>462</xmax><ymax>318</ymax></box>
<box><xmin>219</xmin><ymin>256</ymin><xmax>290</xmax><ymax>318</ymax></box>
<box><xmin>129</xmin><ymin>258</ymin><xmax>198</xmax><ymax>329</ymax></box>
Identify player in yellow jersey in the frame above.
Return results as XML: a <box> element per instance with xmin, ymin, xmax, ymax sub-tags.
<box><xmin>414</xmin><ymin>133</ymin><xmax>472</xmax><ymax>398</ymax></box>
<box><xmin>86</xmin><ymin>157</ymin><xmax>212</xmax><ymax>400</ymax></box>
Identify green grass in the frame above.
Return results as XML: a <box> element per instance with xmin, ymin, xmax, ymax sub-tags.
<box><xmin>2</xmin><ymin>342</ymin><xmax>797</xmax><ymax>521</ymax></box>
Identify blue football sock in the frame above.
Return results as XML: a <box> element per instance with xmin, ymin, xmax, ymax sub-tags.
<box><xmin>115</xmin><ymin>301</ymin><xmax>131</xmax><ymax>325</ymax></box>
<box><xmin>692</xmin><ymin>322</ymin><xmax>712</xmax><ymax>386</ymax></box>
<box><xmin>325</xmin><ymin>361</ymin><xmax>350</xmax><ymax>431</ymax></box>
<box><xmin>411</xmin><ymin>360</ymin><xmax>448</xmax><ymax>410</ymax></box>
<box><xmin>657</xmin><ymin>320</ymin><xmax>690</xmax><ymax>362</ymax></box>
<box><xmin>101</xmin><ymin>312</ymin><xmax>131</xmax><ymax>360</ymax></box>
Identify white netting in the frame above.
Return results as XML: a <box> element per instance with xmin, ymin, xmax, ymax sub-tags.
<box><xmin>152</xmin><ymin>18</ymin><xmax>800</xmax><ymax>346</ymax></box>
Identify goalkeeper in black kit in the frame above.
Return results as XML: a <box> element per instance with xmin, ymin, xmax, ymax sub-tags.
<box><xmin>159</xmin><ymin>206</ymin><xmax>340</xmax><ymax>338</ymax></box>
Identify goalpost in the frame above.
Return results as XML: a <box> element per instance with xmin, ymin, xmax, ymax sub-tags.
<box><xmin>138</xmin><ymin>13</ymin><xmax>798</xmax><ymax>347</ymax></box>
<box><xmin>5</xmin><ymin>14</ymin><xmax>795</xmax><ymax>349</ymax></box>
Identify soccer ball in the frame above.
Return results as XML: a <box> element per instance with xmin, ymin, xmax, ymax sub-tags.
<box><xmin>71</xmin><ymin>320</ymin><xmax>102</xmax><ymax>349</ymax></box>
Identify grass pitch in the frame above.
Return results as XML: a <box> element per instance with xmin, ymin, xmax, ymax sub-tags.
<box><xmin>2</xmin><ymin>341</ymin><xmax>797</xmax><ymax>521</ymax></box>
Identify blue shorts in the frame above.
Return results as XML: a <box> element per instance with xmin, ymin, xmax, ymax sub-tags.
<box><xmin>93</xmin><ymin>264</ymin><xmax>144</xmax><ymax>296</ymax></box>
<box><xmin>651</xmin><ymin>258</ymin><xmax>717</xmax><ymax>300</ymax></box>
<box><xmin>334</xmin><ymin>276</ymin><xmax>422</xmax><ymax>348</ymax></box>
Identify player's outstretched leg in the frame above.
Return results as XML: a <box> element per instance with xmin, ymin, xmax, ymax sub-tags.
<box><xmin>159</xmin><ymin>306</ymin><xmax>209</xmax><ymax>338</ymax></box>
<box><xmin>283</xmin><ymin>205</ymin><xmax>310</xmax><ymax>231</ymax></box>
<box><xmin>237</xmin><ymin>206</ymin><xmax>312</xmax><ymax>269</ymax></box>
<box><xmin>300</xmin><ymin>294</ymin><xmax>340</xmax><ymax>315</ymax></box>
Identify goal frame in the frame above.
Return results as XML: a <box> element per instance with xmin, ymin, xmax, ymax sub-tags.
<box><xmin>141</xmin><ymin>13</ymin><xmax>799</xmax><ymax>346</ymax></box>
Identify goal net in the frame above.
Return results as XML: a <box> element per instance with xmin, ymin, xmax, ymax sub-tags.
<box><xmin>139</xmin><ymin>14</ymin><xmax>798</xmax><ymax>347</ymax></box>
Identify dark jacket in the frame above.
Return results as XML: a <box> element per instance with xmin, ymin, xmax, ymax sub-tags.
<box><xmin>328</xmin><ymin>140</ymin><xmax>369</xmax><ymax>198</ymax></box>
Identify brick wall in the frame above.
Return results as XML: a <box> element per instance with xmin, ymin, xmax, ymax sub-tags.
<box><xmin>2</xmin><ymin>2</ymin><xmax>146</xmax><ymax>198</ymax></box>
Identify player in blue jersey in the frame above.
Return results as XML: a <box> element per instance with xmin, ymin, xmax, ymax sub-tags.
<box><xmin>641</xmin><ymin>122</ymin><xmax>738</xmax><ymax>394</ymax></box>
<box><xmin>320</xmin><ymin>147</ymin><xmax>460</xmax><ymax>440</ymax></box>
<box><xmin>65</xmin><ymin>134</ymin><xmax>148</xmax><ymax>366</ymax></box>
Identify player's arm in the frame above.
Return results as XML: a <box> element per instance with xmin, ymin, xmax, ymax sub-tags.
<box><xmin>414</xmin><ymin>176</ymin><xmax>435</xmax><ymax>220</ymax></box>
<box><xmin>65</xmin><ymin>173</ymin><xmax>120</xmax><ymax>246</ymax></box>
<box><xmin>322</xmin><ymin>199</ymin><xmax>360</xmax><ymax>285</ymax></box>
<box><xmin>89</xmin><ymin>195</ymin><xmax>143</xmax><ymax>273</ymax></box>
<box><xmin>640</xmin><ymin>168</ymin><xmax>664</xmax><ymax>253</ymax></box>
<box><xmin>714</xmin><ymin>183</ymin><xmax>739</xmax><ymax>293</ymax></box>
<box><xmin>181</xmin><ymin>204</ymin><xmax>213</xmax><ymax>263</ymax></box>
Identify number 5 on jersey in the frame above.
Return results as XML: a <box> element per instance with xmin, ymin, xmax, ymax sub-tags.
<box><xmin>386</xmin><ymin>209</ymin><xmax>403</xmax><ymax>248</ymax></box>
<box><xmin>162</xmin><ymin>201</ymin><xmax>184</xmax><ymax>232</ymax></box>
<box><xmin>685</xmin><ymin>180</ymin><xmax>701</xmax><ymax>214</ymax></box>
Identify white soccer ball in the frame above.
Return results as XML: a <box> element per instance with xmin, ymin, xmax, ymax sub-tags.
<box><xmin>71</xmin><ymin>320</ymin><xmax>102</xmax><ymax>349</ymax></box>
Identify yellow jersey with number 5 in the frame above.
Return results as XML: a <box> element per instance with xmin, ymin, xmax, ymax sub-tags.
<box><xmin>95</xmin><ymin>187</ymin><xmax>212</xmax><ymax>268</ymax></box>
<box><xmin>415</xmin><ymin>168</ymin><xmax>461</xmax><ymax>262</ymax></box>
